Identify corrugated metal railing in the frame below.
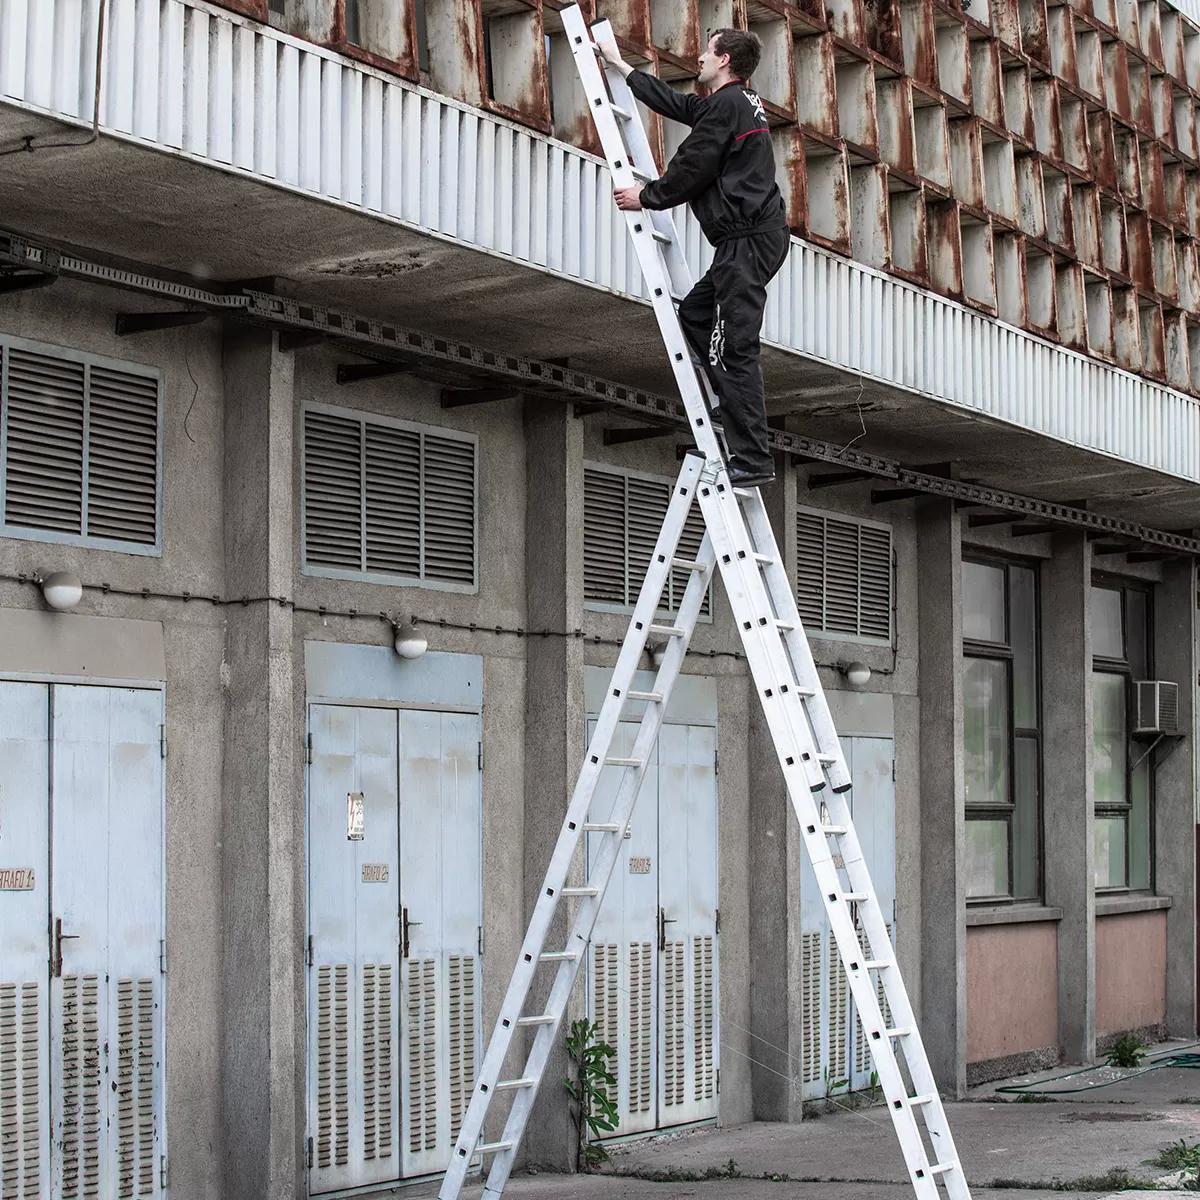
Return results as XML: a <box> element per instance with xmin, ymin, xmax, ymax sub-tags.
<box><xmin>1</xmin><ymin>0</ymin><xmax>1198</xmax><ymax>483</ymax></box>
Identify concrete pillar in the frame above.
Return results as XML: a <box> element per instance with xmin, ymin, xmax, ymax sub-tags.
<box><xmin>521</xmin><ymin>397</ymin><xmax>586</xmax><ymax>1170</ymax></box>
<box><xmin>1155</xmin><ymin>559</ymin><xmax>1197</xmax><ymax>1037</ymax></box>
<box><xmin>1042</xmin><ymin>532</ymin><xmax>1095</xmax><ymax>1064</ymax></box>
<box><xmin>220</xmin><ymin>330</ymin><xmax>301</xmax><ymax>1200</ymax></box>
<box><xmin>748</xmin><ymin>453</ymin><xmax>804</xmax><ymax>1121</ymax></box>
<box><xmin>916</xmin><ymin>499</ymin><xmax>967</xmax><ymax>1094</ymax></box>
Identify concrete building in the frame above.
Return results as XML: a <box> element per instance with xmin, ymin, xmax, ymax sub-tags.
<box><xmin>0</xmin><ymin>1</ymin><xmax>1197</xmax><ymax>1198</ymax></box>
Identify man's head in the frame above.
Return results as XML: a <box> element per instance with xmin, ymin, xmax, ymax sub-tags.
<box><xmin>698</xmin><ymin>28</ymin><xmax>763</xmax><ymax>88</ymax></box>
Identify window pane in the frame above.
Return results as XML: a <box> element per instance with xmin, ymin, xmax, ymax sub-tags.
<box><xmin>1126</xmin><ymin>589</ymin><xmax>1149</xmax><ymax>679</ymax></box>
<box><xmin>964</xmin><ymin>657</ymin><xmax>1011</xmax><ymax>808</ymax></box>
<box><xmin>1091</xmin><ymin>586</ymin><xmax>1124</xmax><ymax>659</ymax></box>
<box><xmin>1011</xmin><ymin>566</ymin><xmax>1038</xmax><ymax>730</ymax></box>
<box><xmin>1013</xmin><ymin>735</ymin><xmax>1040</xmax><ymax>900</ymax></box>
<box><xmin>967</xmin><ymin>819</ymin><xmax>1010</xmax><ymax>898</ymax></box>
<box><xmin>1092</xmin><ymin>673</ymin><xmax>1127</xmax><ymax>809</ymax></box>
<box><xmin>963</xmin><ymin>561</ymin><xmax>1006</xmax><ymax>643</ymax></box>
<box><xmin>1095</xmin><ymin>815</ymin><xmax>1128</xmax><ymax>888</ymax></box>
<box><xmin>1129</xmin><ymin>756</ymin><xmax>1151</xmax><ymax>891</ymax></box>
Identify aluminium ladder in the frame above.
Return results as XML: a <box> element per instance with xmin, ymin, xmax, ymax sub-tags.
<box><xmin>438</xmin><ymin>10</ymin><xmax>972</xmax><ymax>1198</ymax></box>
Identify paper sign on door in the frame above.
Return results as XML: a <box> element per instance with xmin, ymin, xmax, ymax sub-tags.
<box><xmin>347</xmin><ymin>792</ymin><xmax>365</xmax><ymax>841</ymax></box>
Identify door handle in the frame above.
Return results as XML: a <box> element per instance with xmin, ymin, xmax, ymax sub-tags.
<box><xmin>658</xmin><ymin>908</ymin><xmax>678</xmax><ymax>952</ymax></box>
<box><xmin>52</xmin><ymin>917</ymin><xmax>80</xmax><ymax>979</ymax></box>
<box><xmin>401</xmin><ymin>907</ymin><xmax>423</xmax><ymax>959</ymax></box>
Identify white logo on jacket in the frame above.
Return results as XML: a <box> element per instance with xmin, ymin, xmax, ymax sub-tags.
<box><xmin>743</xmin><ymin>90</ymin><xmax>767</xmax><ymax>125</ymax></box>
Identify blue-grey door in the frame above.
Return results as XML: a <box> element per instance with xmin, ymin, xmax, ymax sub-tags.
<box><xmin>0</xmin><ymin>682</ymin><xmax>166</xmax><ymax>1200</ymax></box>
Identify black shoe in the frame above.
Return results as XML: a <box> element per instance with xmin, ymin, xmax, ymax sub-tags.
<box><xmin>727</xmin><ymin>465</ymin><xmax>776</xmax><ymax>489</ymax></box>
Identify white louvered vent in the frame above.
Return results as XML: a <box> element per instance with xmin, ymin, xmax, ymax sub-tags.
<box><xmin>583</xmin><ymin>465</ymin><xmax>710</xmax><ymax>615</ymax></box>
<box><xmin>827</xmin><ymin>940</ymin><xmax>849</xmax><ymax>1086</ymax></box>
<box><xmin>447</xmin><ymin>955</ymin><xmax>475</xmax><ymax>1144</ymax></box>
<box><xmin>303</xmin><ymin>405</ymin><xmax>477</xmax><ymax>589</ymax></box>
<box><xmin>58</xmin><ymin>974</ymin><xmax>102</xmax><ymax>1200</ymax></box>
<box><xmin>662</xmin><ymin>940</ymin><xmax>685</xmax><ymax>1108</ymax></box>
<box><xmin>800</xmin><ymin>933</ymin><xmax>821</xmax><ymax>1084</ymax></box>
<box><xmin>361</xmin><ymin>963</ymin><xmax>394</xmax><ymax>1162</ymax></box>
<box><xmin>405</xmin><ymin>959</ymin><xmax>438</xmax><ymax>1154</ymax></box>
<box><xmin>0</xmin><ymin>981</ymin><xmax>42</xmax><ymax>1199</ymax></box>
<box><xmin>114</xmin><ymin>978</ymin><xmax>157</xmax><ymax>1198</ymax></box>
<box><xmin>316</xmin><ymin>964</ymin><xmax>351</xmax><ymax>1169</ymax></box>
<box><xmin>591</xmin><ymin>945</ymin><xmax>620</xmax><ymax>1111</ymax></box>
<box><xmin>692</xmin><ymin>936</ymin><xmax>716</xmax><ymax>1102</ymax></box>
<box><xmin>795</xmin><ymin>507</ymin><xmax>893</xmax><ymax>642</ymax></box>
<box><xmin>1</xmin><ymin>342</ymin><xmax>161</xmax><ymax>549</ymax></box>
<box><xmin>627</xmin><ymin>942</ymin><xmax>653</xmax><ymax>1115</ymax></box>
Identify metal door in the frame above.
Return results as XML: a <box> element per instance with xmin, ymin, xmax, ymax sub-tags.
<box><xmin>306</xmin><ymin>705</ymin><xmax>481</xmax><ymax>1191</ymax></box>
<box><xmin>799</xmin><ymin>737</ymin><xmax>896</xmax><ymax>1101</ymax></box>
<box><xmin>51</xmin><ymin>685</ymin><xmax>164</xmax><ymax>1200</ymax></box>
<box><xmin>307</xmin><ymin>704</ymin><xmax>402</xmax><ymax>1194</ymax></box>
<box><xmin>586</xmin><ymin>721</ymin><xmax>719</xmax><ymax>1137</ymax></box>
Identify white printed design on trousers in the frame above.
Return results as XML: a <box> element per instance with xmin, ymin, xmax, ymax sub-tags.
<box><xmin>709</xmin><ymin>305</ymin><xmax>727</xmax><ymax>372</ymax></box>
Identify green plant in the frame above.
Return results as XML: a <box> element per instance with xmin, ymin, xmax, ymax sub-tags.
<box><xmin>1105</xmin><ymin>1033</ymin><xmax>1148</xmax><ymax>1069</ymax></box>
<box><xmin>1154</xmin><ymin>1139</ymin><xmax>1200</xmax><ymax>1170</ymax></box>
<box><xmin>564</xmin><ymin>1019</ymin><xmax>619</xmax><ymax>1171</ymax></box>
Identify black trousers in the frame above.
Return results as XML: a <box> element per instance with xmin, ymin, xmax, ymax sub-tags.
<box><xmin>678</xmin><ymin>227</ymin><xmax>790</xmax><ymax>473</ymax></box>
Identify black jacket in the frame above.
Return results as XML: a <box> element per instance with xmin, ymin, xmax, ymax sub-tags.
<box><xmin>626</xmin><ymin>71</ymin><xmax>787</xmax><ymax>246</ymax></box>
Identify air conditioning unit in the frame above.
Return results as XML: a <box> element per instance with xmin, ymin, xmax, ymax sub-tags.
<box><xmin>1134</xmin><ymin>681</ymin><xmax>1179</xmax><ymax>736</ymax></box>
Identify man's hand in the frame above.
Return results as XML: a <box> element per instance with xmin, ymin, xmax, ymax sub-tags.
<box><xmin>594</xmin><ymin>40</ymin><xmax>634</xmax><ymax>78</ymax></box>
<box><xmin>614</xmin><ymin>185</ymin><xmax>644</xmax><ymax>211</ymax></box>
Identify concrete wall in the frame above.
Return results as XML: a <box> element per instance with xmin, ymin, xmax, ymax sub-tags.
<box><xmin>966</xmin><ymin>923</ymin><xmax>1059</xmax><ymax>1067</ymax></box>
<box><xmin>1096</xmin><ymin>911</ymin><xmax>1169</xmax><ymax>1039</ymax></box>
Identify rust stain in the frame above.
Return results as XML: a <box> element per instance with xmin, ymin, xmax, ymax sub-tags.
<box><xmin>1127</xmin><ymin>211</ymin><xmax>1155</xmax><ymax>290</ymax></box>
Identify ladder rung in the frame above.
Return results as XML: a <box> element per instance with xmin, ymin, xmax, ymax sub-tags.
<box><xmin>843</xmin><ymin>892</ymin><xmax>868</xmax><ymax>902</ymax></box>
<box><xmin>627</xmin><ymin>690</ymin><xmax>663</xmax><ymax>702</ymax></box>
<box><xmin>818</xmin><ymin>754</ymin><xmax>839</xmax><ymax>766</ymax></box>
<box><xmin>864</xmin><ymin>959</ymin><xmax>892</xmax><ymax>970</ymax></box>
<box><xmin>583</xmin><ymin>822</ymin><xmax>622</xmax><ymax>833</ymax></box>
<box><xmin>650</xmin><ymin>230</ymin><xmax>672</xmax><ymax>245</ymax></box>
<box><xmin>887</xmin><ymin>1026</ymin><xmax>914</xmax><ymax>1038</ymax></box>
<box><xmin>561</xmin><ymin>886</ymin><xmax>600</xmax><ymax>897</ymax></box>
<box><xmin>610</xmin><ymin>104</ymin><xmax>632</xmax><ymax>120</ymax></box>
<box><xmin>929</xmin><ymin>1162</ymin><xmax>958</xmax><ymax>1176</ymax></box>
<box><xmin>495</xmin><ymin>1078</ymin><xmax>536</xmax><ymax>1091</ymax></box>
<box><xmin>539</xmin><ymin>950</ymin><xmax>581</xmax><ymax>963</ymax></box>
<box><xmin>476</xmin><ymin>1141</ymin><xmax>514</xmax><ymax>1155</ymax></box>
<box><xmin>823</xmin><ymin>825</ymin><xmax>847</xmax><ymax>835</ymax></box>
<box><xmin>517</xmin><ymin>1014</ymin><xmax>555</xmax><ymax>1027</ymax></box>
<box><xmin>631</xmin><ymin>166</ymin><xmax>651</xmax><ymax>182</ymax></box>
<box><xmin>775</xmin><ymin>620</ymin><xmax>796</xmax><ymax>631</ymax></box>
<box><xmin>909</xmin><ymin>1094</ymin><xmax>936</xmax><ymax>1106</ymax></box>
<box><xmin>604</xmin><ymin>756</ymin><xmax>643</xmax><ymax>767</ymax></box>
<box><xmin>753</xmin><ymin>553</ymin><xmax>775</xmax><ymax>565</ymax></box>
<box><xmin>670</xmin><ymin>557</ymin><xmax>706</xmax><ymax>572</ymax></box>
<box><xmin>649</xmin><ymin>624</ymin><xmax>685</xmax><ymax>637</ymax></box>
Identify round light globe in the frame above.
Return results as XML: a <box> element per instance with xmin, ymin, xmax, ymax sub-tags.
<box><xmin>42</xmin><ymin>572</ymin><xmax>83</xmax><ymax>612</ymax></box>
<box><xmin>393</xmin><ymin>623</ymin><xmax>428</xmax><ymax>660</ymax></box>
<box><xmin>843</xmin><ymin>660</ymin><xmax>871</xmax><ymax>688</ymax></box>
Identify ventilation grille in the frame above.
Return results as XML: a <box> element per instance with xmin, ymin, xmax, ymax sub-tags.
<box><xmin>692</xmin><ymin>936</ymin><xmax>716</xmax><ymax>1103</ymax></box>
<box><xmin>0</xmin><ymin>981</ymin><xmax>41</xmax><ymax>1199</ymax></box>
<box><xmin>405</xmin><ymin>959</ymin><xmax>438</xmax><ymax>1154</ymax></box>
<box><xmin>591</xmin><ymin>945</ymin><xmax>620</xmax><ymax>1111</ymax></box>
<box><xmin>827</xmin><ymin>939</ymin><xmax>848</xmax><ymax>1086</ymax></box>
<box><xmin>58</xmin><ymin>974</ymin><xmax>102</xmax><ymax>1200</ymax></box>
<box><xmin>796</xmin><ymin>508</ymin><xmax>892</xmax><ymax>641</ymax></box>
<box><xmin>316</xmin><ymin>964</ymin><xmax>350</xmax><ymax>1169</ymax></box>
<box><xmin>800</xmin><ymin>933</ymin><xmax>822</xmax><ymax>1084</ymax></box>
<box><xmin>448</xmin><ymin>955</ymin><xmax>475</xmax><ymax>1143</ymax></box>
<box><xmin>361</xmin><ymin>963</ymin><xmax>394</xmax><ymax>1163</ymax></box>
<box><xmin>1</xmin><ymin>343</ymin><xmax>160</xmax><ymax>548</ymax></box>
<box><xmin>628</xmin><ymin>942</ymin><xmax>653</xmax><ymax>1115</ymax></box>
<box><xmin>584</xmin><ymin>466</ymin><xmax>710</xmax><ymax>614</ymax></box>
<box><xmin>114</xmin><ymin>978</ymin><xmax>156</xmax><ymax>1198</ymax></box>
<box><xmin>662</xmin><ymin>940</ymin><xmax>685</xmax><ymax>1108</ymax></box>
<box><xmin>303</xmin><ymin>406</ymin><xmax>476</xmax><ymax>587</ymax></box>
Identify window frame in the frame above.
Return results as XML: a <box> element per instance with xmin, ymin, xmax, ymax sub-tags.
<box><xmin>961</xmin><ymin>553</ymin><xmax>1044</xmax><ymax>906</ymax></box>
<box><xmin>0</xmin><ymin>333</ymin><xmax>164</xmax><ymax>557</ymax></box>
<box><xmin>1090</xmin><ymin>575</ymin><xmax>1155</xmax><ymax>895</ymax></box>
<box><xmin>300</xmin><ymin>400</ymin><xmax>479</xmax><ymax>594</ymax></box>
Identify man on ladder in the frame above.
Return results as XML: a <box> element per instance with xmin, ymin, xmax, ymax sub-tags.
<box><xmin>597</xmin><ymin>31</ymin><xmax>789</xmax><ymax>490</ymax></box>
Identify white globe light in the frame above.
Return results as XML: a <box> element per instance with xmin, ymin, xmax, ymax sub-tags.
<box><xmin>42</xmin><ymin>572</ymin><xmax>83</xmax><ymax>612</ymax></box>
<box><xmin>843</xmin><ymin>661</ymin><xmax>872</xmax><ymax>687</ymax></box>
<box><xmin>393</xmin><ymin>623</ymin><xmax>428</xmax><ymax>660</ymax></box>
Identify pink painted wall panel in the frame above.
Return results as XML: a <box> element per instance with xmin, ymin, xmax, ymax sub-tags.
<box><xmin>966</xmin><ymin>923</ymin><xmax>1059</xmax><ymax>1064</ymax></box>
<box><xmin>1096</xmin><ymin>910</ymin><xmax>1168</xmax><ymax>1036</ymax></box>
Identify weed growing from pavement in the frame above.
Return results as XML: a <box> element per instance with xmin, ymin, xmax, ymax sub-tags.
<box><xmin>1013</xmin><ymin>1092</ymin><xmax>1056</xmax><ymax>1103</ymax></box>
<box><xmin>1106</xmin><ymin>1033</ymin><xmax>1149</xmax><ymax>1068</ymax></box>
<box><xmin>989</xmin><ymin>1168</ymin><xmax>1156</xmax><ymax>1190</ymax></box>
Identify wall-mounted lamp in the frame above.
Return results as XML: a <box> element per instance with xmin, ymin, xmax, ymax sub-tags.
<box><xmin>41</xmin><ymin>572</ymin><xmax>83</xmax><ymax>612</ymax></box>
<box><xmin>392</xmin><ymin>622</ymin><xmax>428</xmax><ymax>660</ymax></box>
<box><xmin>837</xmin><ymin>660</ymin><xmax>872</xmax><ymax>688</ymax></box>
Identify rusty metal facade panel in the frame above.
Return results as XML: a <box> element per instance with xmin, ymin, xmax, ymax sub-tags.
<box><xmin>5</xmin><ymin>0</ymin><xmax>1200</xmax><ymax>474</ymax></box>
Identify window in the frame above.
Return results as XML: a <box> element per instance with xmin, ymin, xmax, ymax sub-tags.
<box><xmin>583</xmin><ymin>465</ymin><xmax>709</xmax><ymax>615</ymax></box>
<box><xmin>962</xmin><ymin>558</ymin><xmax>1041</xmax><ymax>903</ymax></box>
<box><xmin>1091</xmin><ymin>580</ymin><xmax>1152</xmax><ymax>891</ymax></box>
<box><xmin>302</xmin><ymin>404</ymin><xmax>477</xmax><ymax>590</ymax></box>
<box><xmin>0</xmin><ymin>336</ymin><xmax>162</xmax><ymax>554</ymax></box>
<box><xmin>795</xmin><ymin>507</ymin><xmax>892</xmax><ymax>642</ymax></box>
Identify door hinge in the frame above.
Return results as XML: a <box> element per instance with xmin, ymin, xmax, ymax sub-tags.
<box><xmin>159</xmin><ymin>939</ymin><xmax>167</xmax><ymax>975</ymax></box>
<box><xmin>892</xmin><ymin>759</ymin><xmax>896</xmax><ymax>781</ymax></box>
<box><xmin>306</xmin><ymin>934</ymin><xmax>314</xmax><ymax>968</ymax></box>
<box><xmin>714</xmin><ymin>748</ymin><xmax>719</xmax><ymax>776</ymax></box>
<box><xmin>478</xmin><ymin>740</ymin><xmax>484</xmax><ymax>771</ymax></box>
<box><xmin>716</xmin><ymin>1068</ymin><xmax>721</xmax><ymax>1095</ymax></box>
<box><xmin>305</xmin><ymin>732</ymin><xmax>313</xmax><ymax>766</ymax></box>
<box><xmin>715</xmin><ymin>907</ymin><xmax>721</xmax><ymax>935</ymax></box>
<box><xmin>160</xmin><ymin>1155</ymin><xmax>169</xmax><ymax>1188</ymax></box>
<box><xmin>478</xmin><ymin>924</ymin><xmax>484</xmax><ymax>957</ymax></box>
<box><xmin>159</xmin><ymin>725</ymin><xmax>167</xmax><ymax>759</ymax></box>
<box><xmin>306</xmin><ymin>1137</ymin><xmax>314</xmax><ymax>1169</ymax></box>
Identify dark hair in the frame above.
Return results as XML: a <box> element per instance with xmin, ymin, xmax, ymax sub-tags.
<box><xmin>712</xmin><ymin>28</ymin><xmax>763</xmax><ymax>81</ymax></box>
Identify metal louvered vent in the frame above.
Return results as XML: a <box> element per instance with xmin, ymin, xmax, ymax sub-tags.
<box><xmin>627</xmin><ymin>942</ymin><xmax>653</xmax><ymax>1115</ymax></box>
<box><xmin>827</xmin><ymin>938</ymin><xmax>849</xmax><ymax>1085</ymax></box>
<box><xmin>583</xmin><ymin>466</ymin><xmax>710</xmax><ymax>615</ymax></box>
<box><xmin>591</xmin><ymin>944</ymin><xmax>620</xmax><ymax>1110</ymax></box>
<box><xmin>795</xmin><ymin>507</ymin><xmax>893</xmax><ymax>642</ymax></box>
<box><xmin>316</xmin><ymin>964</ymin><xmax>351</xmax><ymax>1170</ymax></box>
<box><xmin>114</xmin><ymin>978</ymin><xmax>157</xmax><ymax>1198</ymax></box>
<box><xmin>447</xmin><ymin>955</ymin><xmax>475</xmax><ymax>1143</ymax></box>
<box><xmin>58</xmin><ymin>974</ymin><xmax>102</xmax><ymax>1200</ymax></box>
<box><xmin>0</xmin><ymin>980</ymin><xmax>42</xmax><ymax>1199</ymax></box>
<box><xmin>405</xmin><ymin>959</ymin><xmax>438</xmax><ymax>1154</ymax></box>
<box><xmin>303</xmin><ymin>405</ymin><xmax>477</xmax><ymax>589</ymax></box>
<box><xmin>692</xmin><ymin>936</ymin><xmax>715</xmax><ymax>1102</ymax></box>
<box><xmin>361</xmin><ymin>963</ymin><xmax>395</xmax><ymax>1163</ymax></box>
<box><xmin>800</xmin><ymin>932</ymin><xmax>821</xmax><ymax>1083</ymax></box>
<box><xmin>662</xmin><ymin>940</ymin><xmax>685</xmax><ymax>1108</ymax></box>
<box><xmin>0</xmin><ymin>341</ymin><xmax>161</xmax><ymax>550</ymax></box>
